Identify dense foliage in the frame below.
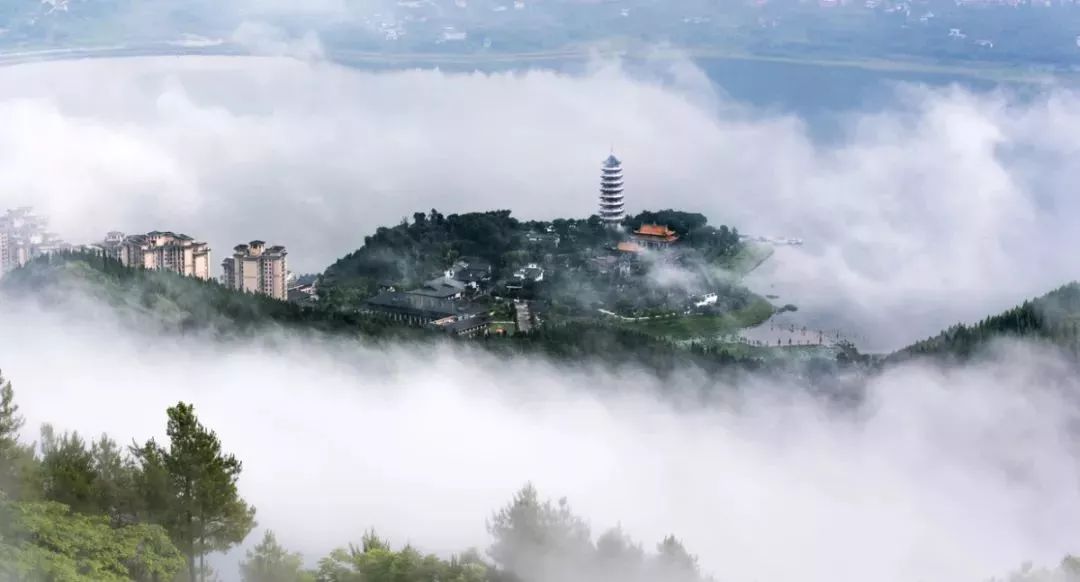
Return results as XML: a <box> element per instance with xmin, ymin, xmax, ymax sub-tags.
<box><xmin>484</xmin><ymin>321</ymin><xmax>763</xmax><ymax>379</ymax></box>
<box><xmin>319</xmin><ymin>207</ymin><xmax>759</xmax><ymax>334</ymax></box>
<box><xmin>2</xmin><ymin>252</ymin><xmax>412</xmax><ymax>340</ymax></box>
<box><xmin>0</xmin><ymin>370</ymin><xmax>716</xmax><ymax>582</ymax></box>
<box><xmin>320</xmin><ymin>208</ymin><xmax>743</xmax><ymax>306</ymax></box>
<box><xmin>4</xmin><ymin>253</ymin><xmax>772</xmax><ymax>373</ymax></box>
<box><xmin>320</xmin><ymin>209</ymin><xmax>619</xmax><ymax>302</ymax></box>
<box><xmin>0</xmin><ymin>372</ymin><xmax>249</xmax><ymax>582</ymax></box>
<box><xmin>894</xmin><ymin>282</ymin><xmax>1080</xmax><ymax>361</ymax></box>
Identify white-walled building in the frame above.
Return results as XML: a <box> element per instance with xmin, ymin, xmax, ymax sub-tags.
<box><xmin>221</xmin><ymin>240</ymin><xmax>288</xmax><ymax>300</ymax></box>
<box><xmin>0</xmin><ymin>208</ymin><xmax>69</xmax><ymax>275</ymax></box>
<box><xmin>97</xmin><ymin>231</ymin><xmax>212</xmax><ymax>280</ymax></box>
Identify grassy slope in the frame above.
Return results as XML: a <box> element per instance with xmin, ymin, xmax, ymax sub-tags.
<box><xmin>615</xmin><ymin>295</ymin><xmax>776</xmax><ymax>341</ymax></box>
<box><xmin>717</xmin><ymin>242</ymin><xmax>775</xmax><ymax>277</ymax></box>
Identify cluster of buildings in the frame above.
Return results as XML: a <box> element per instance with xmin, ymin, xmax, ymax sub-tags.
<box><xmin>93</xmin><ymin>231</ymin><xmax>292</xmax><ymax>301</ymax></box>
<box><xmin>357</xmin><ymin>151</ymin><xmax>690</xmax><ymax>336</ymax></box>
<box><xmin>0</xmin><ymin>208</ymin><xmax>297</xmax><ymax>304</ymax></box>
<box><xmin>2</xmin><ymin>150</ymin><xmax>696</xmax><ymax>340</ymax></box>
<box><xmin>362</xmin><ymin>256</ymin><xmax>495</xmax><ymax>337</ymax></box>
<box><xmin>0</xmin><ymin>208</ymin><xmax>71</xmax><ymax>275</ymax></box>
<box><xmin>0</xmin><ymin>207</ymin><xmax>305</xmax><ymax>307</ymax></box>
<box><xmin>96</xmin><ymin>231</ymin><xmax>213</xmax><ymax>280</ymax></box>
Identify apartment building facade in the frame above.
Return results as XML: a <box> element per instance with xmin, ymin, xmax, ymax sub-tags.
<box><xmin>221</xmin><ymin>240</ymin><xmax>288</xmax><ymax>300</ymax></box>
<box><xmin>98</xmin><ymin>231</ymin><xmax>212</xmax><ymax>280</ymax></box>
<box><xmin>0</xmin><ymin>208</ymin><xmax>68</xmax><ymax>275</ymax></box>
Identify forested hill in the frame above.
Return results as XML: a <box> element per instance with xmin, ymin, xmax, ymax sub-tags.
<box><xmin>1</xmin><ymin>251</ymin><xmax>409</xmax><ymax>338</ymax></box>
<box><xmin>893</xmin><ymin>282</ymin><xmax>1080</xmax><ymax>362</ymax></box>
<box><xmin>318</xmin><ymin>208</ymin><xmax>742</xmax><ymax>305</ymax></box>
<box><xmin>2</xmin><ymin>253</ymin><xmax>778</xmax><ymax>378</ymax></box>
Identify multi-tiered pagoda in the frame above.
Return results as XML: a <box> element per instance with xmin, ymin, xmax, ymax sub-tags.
<box><xmin>598</xmin><ymin>153</ymin><xmax>626</xmax><ymax>226</ymax></box>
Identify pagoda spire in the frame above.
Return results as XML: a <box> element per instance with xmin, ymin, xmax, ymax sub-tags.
<box><xmin>598</xmin><ymin>152</ymin><xmax>625</xmax><ymax>226</ymax></box>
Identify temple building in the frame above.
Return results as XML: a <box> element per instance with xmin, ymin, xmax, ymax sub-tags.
<box><xmin>598</xmin><ymin>153</ymin><xmax>626</xmax><ymax>226</ymax></box>
<box><xmin>632</xmin><ymin>224</ymin><xmax>679</xmax><ymax>249</ymax></box>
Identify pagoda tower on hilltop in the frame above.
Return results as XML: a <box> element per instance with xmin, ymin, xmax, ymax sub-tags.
<box><xmin>598</xmin><ymin>153</ymin><xmax>626</xmax><ymax>226</ymax></box>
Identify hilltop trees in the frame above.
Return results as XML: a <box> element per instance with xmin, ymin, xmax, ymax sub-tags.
<box><xmin>895</xmin><ymin>282</ymin><xmax>1080</xmax><ymax>361</ymax></box>
<box><xmin>134</xmin><ymin>402</ymin><xmax>257</xmax><ymax>582</ymax></box>
<box><xmin>240</xmin><ymin>530</ymin><xmax>315</xmax><ymax>582</ymax></box>
<box><xmin>314</xmin><ymin>530</ymin><xmax>489</xmax><ymax>582</ymax></box>
<box><xmin>0</xmin><ymin>373</ymin><xmax>36</xmax><ymax>501</ymax></box>
<box><xmin>0</xmin><ymin>371</ymin><xmax>188</xmax><ymax>582</ymax></box>
<box><xmin>486</xmin><ymin>483</ymin><xmax>708</xmax><ymax>582</ymax></box>
<box><xmin>487</xmin><ymin>483</ymin><xmax>593</xmax><ymax>580</ymax></box>
<box><xmin>0</xmin><ymin>498</ymin><xmax>184</xmax><ymax>582</ymax></box>
<box><xmin>0</xmin><ymin>369</ymin><xmax>260</xmax><ymax>582</ymax></box>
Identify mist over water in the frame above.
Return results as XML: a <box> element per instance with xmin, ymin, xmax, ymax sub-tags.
<box><xmin>1</xmin><ymin>295</ymin><xmax>1078</xmax><ymax>582</ymax></box>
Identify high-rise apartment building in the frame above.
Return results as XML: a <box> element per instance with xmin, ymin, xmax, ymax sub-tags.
<box><xmin>0</xmin><ymin>231</ymin><xmax>10</xmax><ymax>275</ymax></box>
<box><xmin>221</xmin><ymin>240</ymin><xmax>288</xmax><ymax>300</ymax></box>
<box><xmin>0</xmin><ymin>208</ymin><xmax>68</xmax><ymax>275</ymax></box>
<box><xmin>97</xmin><ymin>231</ymin><xmax>212</xmax><ymax>280</ymax></box>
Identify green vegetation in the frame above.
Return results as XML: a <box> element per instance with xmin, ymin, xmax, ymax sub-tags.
<box><xmin>321</xmin><ymin>207</ymin><xmax>766</xmax><ymax>342</ymax></box>
<box><xmin>616</xmin><ymin>296</ymin><xmax>776</xmax><ymax>341</ymax></box>
<box><xmin>994</xmin><ymin>557</ymin><xmax>1080</xmax><ymax>582</ymax></box>
<box><xmin>486</xmin><ymin>322</ymin><xmax>764</xmax><ymax>377</ymax></box>
<box><xmin>5</xmin><ymin>252</ymin><xmax>784</xmax><ymax>375</ymax></box>
<box><xmin>2</xmin><ymin>251</ymin><xmax>414</xmax><ymax>340</ymax></box>
<box><xmin>0</xmin><ymin>371</ymin><xmax>246</xmax><ymax>582</ymax></box>
<box><xmin>0</xmin><ymin>370</ymin><xmax>714</xmax><ymax>582</ymax></box>
<box><xmin>894</xmin><ymin>282</ymin><xmax>1080</xmax><ymax>362</ymax></box>
<box><xmin>321</xmin><ymin>209</ymin><xmax>534</xmax><ymax>301</ymax></box>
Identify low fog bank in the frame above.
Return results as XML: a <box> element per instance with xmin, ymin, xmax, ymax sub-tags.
<box><xmin>1</xmin><ymin>296</ymin><xmax>1078</xmax><ymax>582</ymax></box>
<box><xmin>3</xmin><ymin>56</ymin><xmax>1080</xmax><ymax>349</ymax></box>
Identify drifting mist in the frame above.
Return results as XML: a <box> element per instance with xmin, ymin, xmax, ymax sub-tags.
<box><xmin>0</xmin><ymin>55</ymin><xmax>1078</xmax><ymax>349</ymax></box>
<box><xmin>0</xmin><ymin>293</ymin><xmax>1078</xmax><ymax>582</ymax></box>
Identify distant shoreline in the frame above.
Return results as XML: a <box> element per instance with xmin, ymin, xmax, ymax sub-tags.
<box><xmin>0</xmin><ymin>43</ymin><xmax>1073</xmax><ymax>85</ymax></box>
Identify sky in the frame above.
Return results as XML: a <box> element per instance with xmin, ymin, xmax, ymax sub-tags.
<box><xmin>1</xmin><ymin>53</ymin><xmax>1079</xmax><ymax>349</ymax></box>
<box><xmin>0</xmin><ymin>298</ymin><xmax>1078</xmax><ymax>582</ymax></box>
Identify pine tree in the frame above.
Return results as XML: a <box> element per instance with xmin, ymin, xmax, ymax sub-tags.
<box><xmin>135</xmin><ymin>402</ymin><xmax>256</xmax><ymax>582</ymax></box>
<box><xmin>0</xmin><ymin>372</ymin><xmax>36</xmax><ymax>500</ymax></box>
<box><xmin>240</xmin><ymin>530</ymin><xmax>315</xmax><ymax>582</ymax></box>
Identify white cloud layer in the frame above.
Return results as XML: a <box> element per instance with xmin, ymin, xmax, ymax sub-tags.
<box><xmin>0</xmin><ymin>301</ymin><xmax>1077</xmax><ymax>582</ymax></box>
<box><xmin>0</xmin><ymin>55</ymin><xmax>1078</xmax><ymax>350</ymax></box>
